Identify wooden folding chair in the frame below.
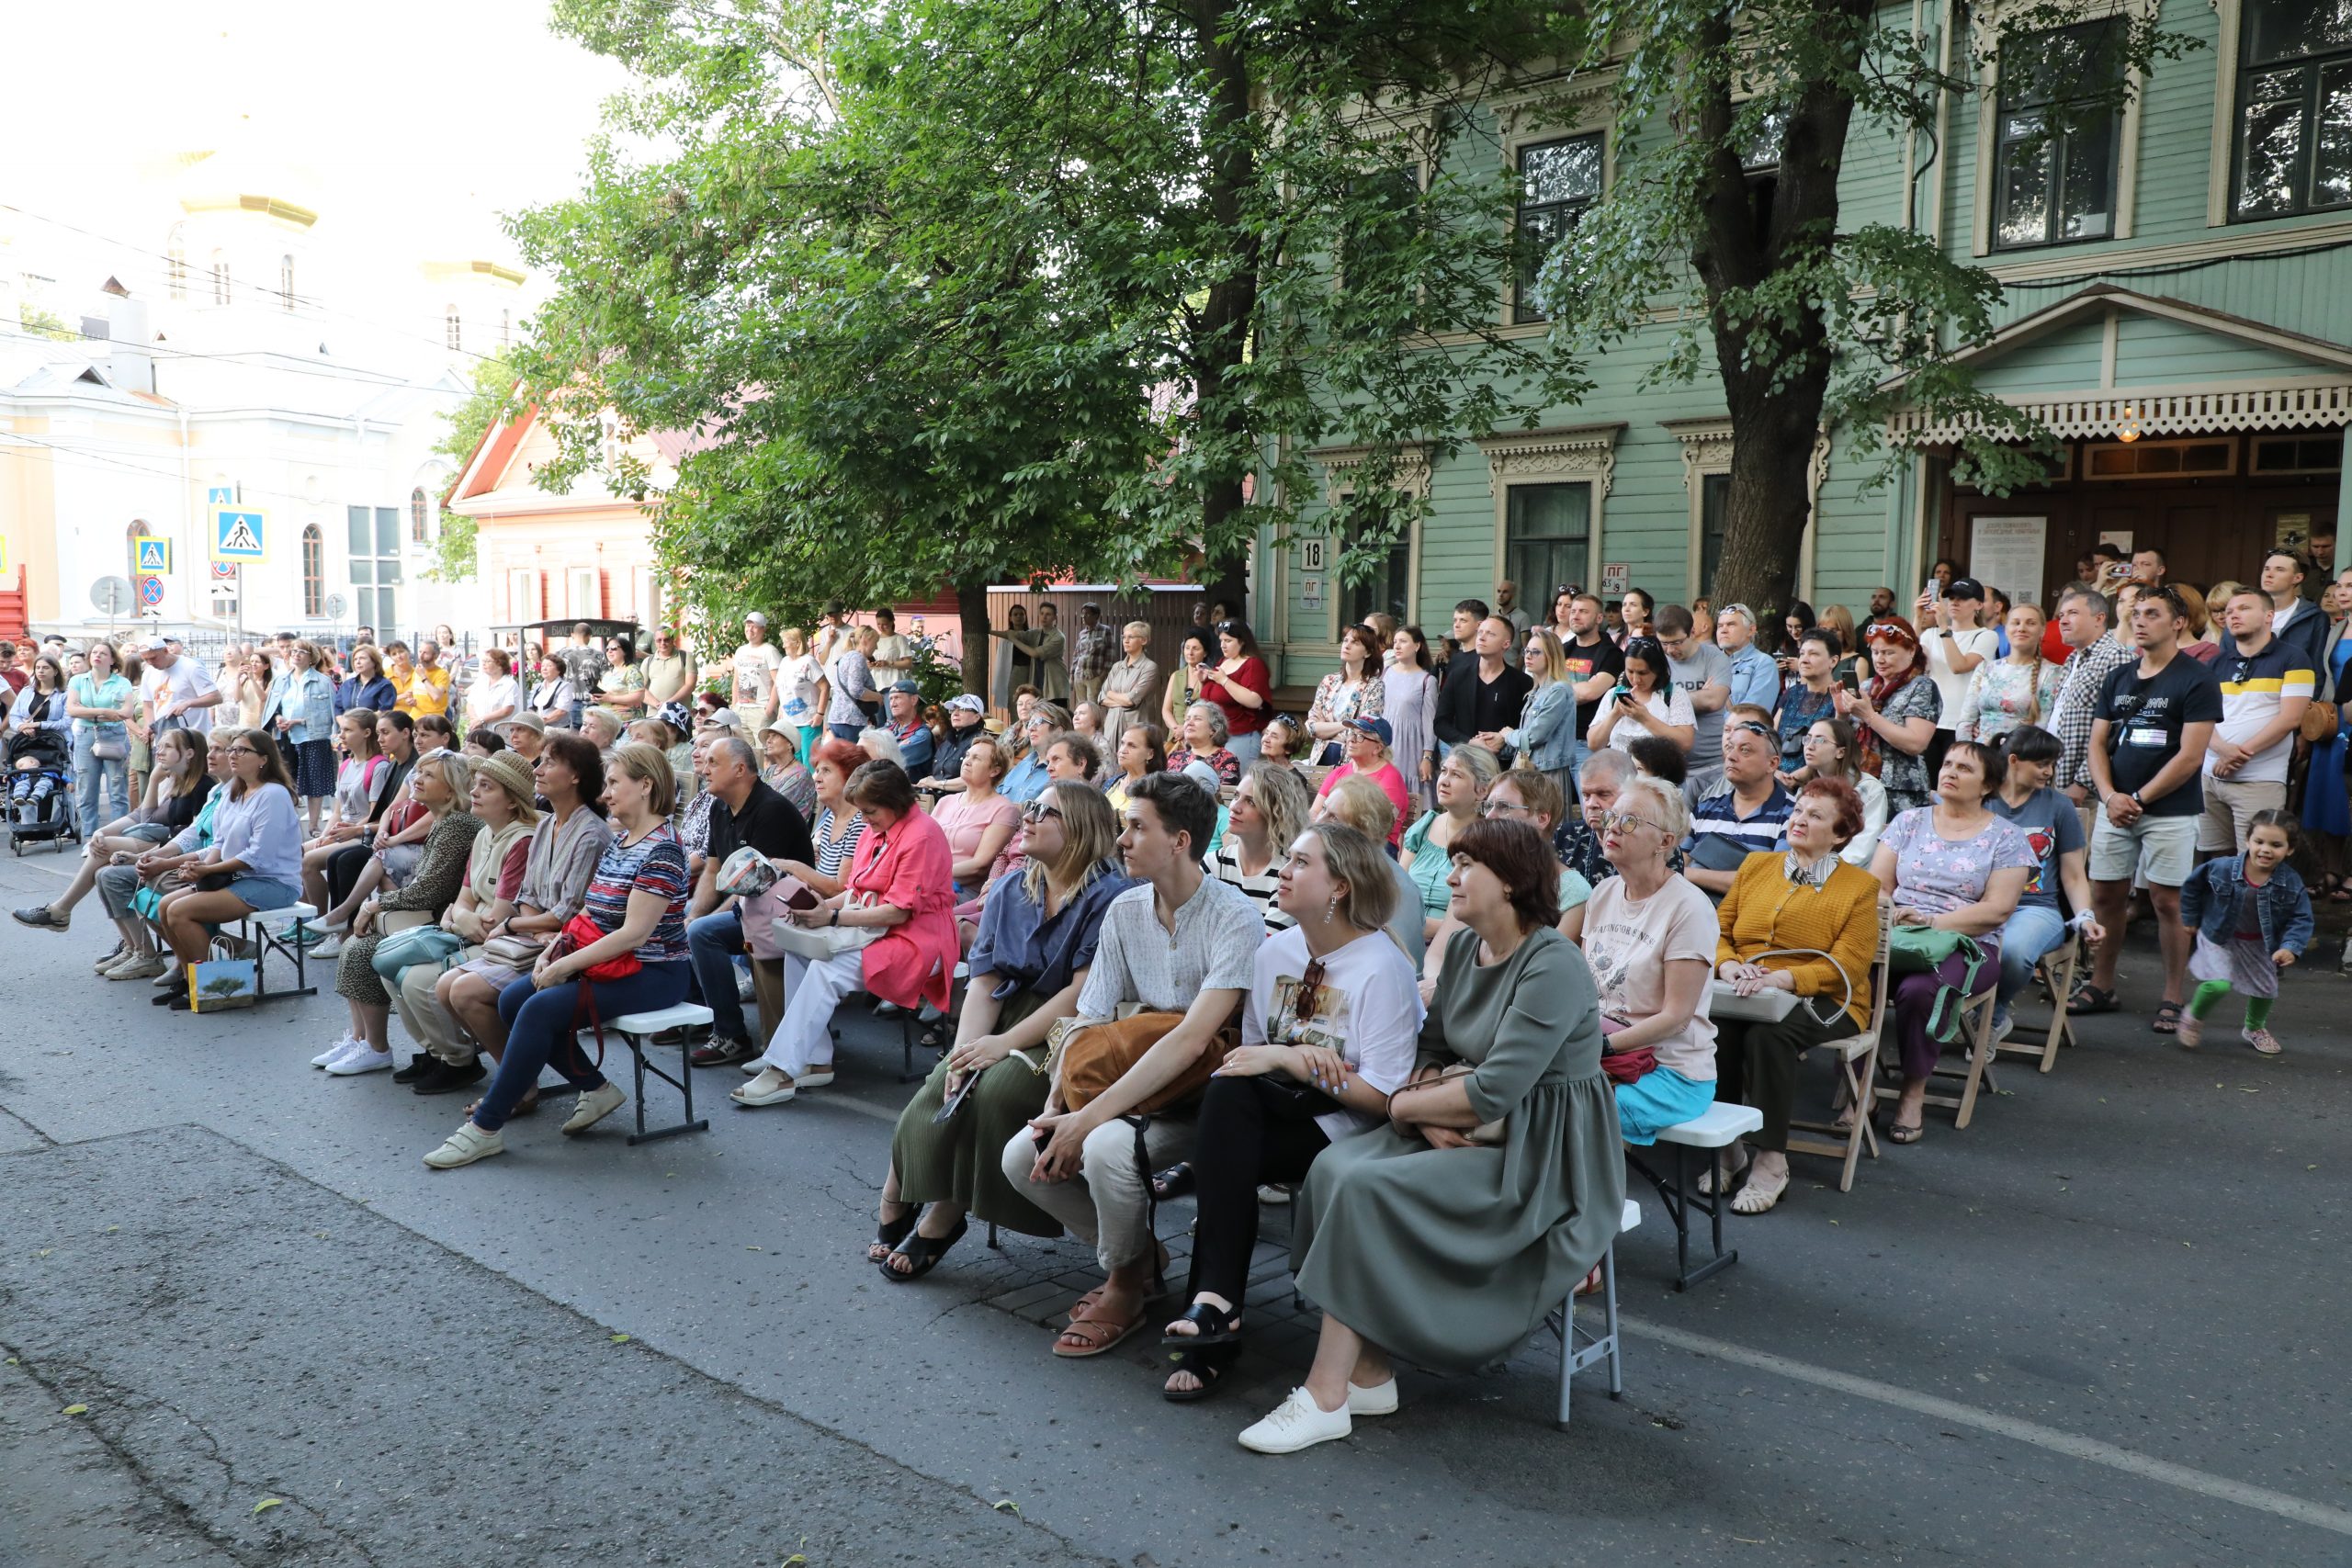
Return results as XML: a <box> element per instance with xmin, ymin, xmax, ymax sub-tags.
<box><xmin>1785</xmin><ymin>899</ymin><xmax>1892</xmax><ymax>1192</ymax></box>
<box><xmin>1995</xmin><ymin>932</ymin><xmax>2078</xmax><ymax>1074</ymax></box>
<box><xmin>1883</xmin><ymin>980</ymin><xmax>2000</xmax><ymax>1130</ymax></box>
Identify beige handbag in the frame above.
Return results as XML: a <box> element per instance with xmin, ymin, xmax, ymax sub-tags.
<box><xmin>1437</xmin><ymin>1062</ymin><xmax>1508</xmax><ymax>1145</ymax></box>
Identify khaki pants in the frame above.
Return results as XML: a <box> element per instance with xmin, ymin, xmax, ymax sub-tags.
<box><xmin>2198</xmin><ymin>775</ymin><xmax>2287</xmax><ymax>854</ymax></box>
<box><xmin>999</xmin><ymin>1114</ymin><xmax>1193</xmax><ymax>1273</ymax></box>
<box><xmin>750</xmin><ymin>956</ymin><xmax>784</xmax><ymax>1043</ymax></box>
<box><xmin>396</xmin><ymin>946</ymin><xmax>479</xmax><ymax>1065</ymax></box>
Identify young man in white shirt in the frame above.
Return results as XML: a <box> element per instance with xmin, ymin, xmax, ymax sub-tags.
<box><xmin>2200</xmin><ymin>587</ymin><xmax>2313</xmax><ymax>854</ymax></box>
<box><xmin>137</xmin><ymin>637</ymin><xmax>223</xmax><ymax>736</ymax></box>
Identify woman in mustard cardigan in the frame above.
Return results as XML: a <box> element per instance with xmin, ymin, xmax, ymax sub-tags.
<box><xmin>1706</xmin><ymin>776</ymin><xmax>1881</xmax><ymax>1215</ymax></box>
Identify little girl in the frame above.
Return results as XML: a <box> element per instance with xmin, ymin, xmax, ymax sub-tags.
<box><xmin>2177</xmin><ymin>810</ymin><xmax>2312</xmax><ymax>1055</ymax></box>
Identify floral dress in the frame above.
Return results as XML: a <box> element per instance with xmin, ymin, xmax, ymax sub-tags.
<box><xmin>1306</xmin><ymin>671</ymin><xmax>1385</xmax><ymax>763</ymax></box>
<box><xmin>1951</xmin><ymin>658</ymin><xmax>2064</xmax><ymax>744</ymax></box>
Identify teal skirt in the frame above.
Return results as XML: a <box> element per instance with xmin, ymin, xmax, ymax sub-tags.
<box><xmin>1614</xmin><ymin>1065</ymin><xmax>1714</xmax><ymax>1145</ymax></box>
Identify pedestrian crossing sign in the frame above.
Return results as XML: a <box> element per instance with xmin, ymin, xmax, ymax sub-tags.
<box><xmin>212</xmin><ymin>508</ymin><xmax>266</xmax><ymax>562</ymax></box>
<box><xmin>134</xmin><ymin>536</ymin><xmax>171</xmax><ymax>573</ymax></box>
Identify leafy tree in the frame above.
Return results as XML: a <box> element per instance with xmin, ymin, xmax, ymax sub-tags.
<box><xmin>424</xmin><ymin>348</ymin><xmax>522</xmax><ymax>584</ymax></box>
<box><xmin>512</xmin><ymin>0</ymin><xmax>1591</xmax><ymax>685</ymax></box>
<box><xmin>20</xmin><ymin>306</ymin><xmax>76</xmax><ymax>344</ymax></box>
<box><xmin>1536</xmin><ymin>0</ymin><xmax>2196</xmax><ymax>618</ymax></box>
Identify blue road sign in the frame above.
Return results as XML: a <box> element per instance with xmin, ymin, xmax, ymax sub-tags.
<box><xmin>212</xmin><ymin>508</ymin><xmax>266</xmax><ymax>561</ymax></box>
<box><xmin>138</xmin><ymin>573</ymin><xmax>165</xmax><ymax>607</ymax></box>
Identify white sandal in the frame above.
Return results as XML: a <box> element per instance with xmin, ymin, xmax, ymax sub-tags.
<box><xmin>731</xmin><ymin>1069</ymin><xmax>798</xmax><ymax>1107</ymax></box>
<box><xmin>1730</xmin><ymin>1166</ymin><xmax>1789</xmax><ymax>1215</ymax></box>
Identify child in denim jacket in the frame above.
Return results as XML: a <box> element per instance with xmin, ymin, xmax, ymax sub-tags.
<box><xmin>2177</xmin><ymin>810</ymin><xmax>2312</xmax><ymax>1055</ymax></box>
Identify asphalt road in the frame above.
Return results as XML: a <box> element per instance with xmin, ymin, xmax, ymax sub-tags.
<box><xmin>2</xmin><ymin>842</ymin><xmax>2347</xmax><ymax>1567</ymax></box>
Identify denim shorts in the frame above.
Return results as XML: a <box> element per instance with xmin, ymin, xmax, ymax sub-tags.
<box><xmin>217</xmin><ymin>875</ymin><xmax>302</xmax><ymax>913</ymax></box>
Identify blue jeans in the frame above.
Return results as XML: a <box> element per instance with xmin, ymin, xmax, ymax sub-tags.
<box><xmin>1994</xmin><ymin>905</ymin><xmax>2069</xmax><ymax>1010</ymax></box>
<box><xmin>74</xmin><ymin>730</ymin><xmax>128</xmax><ymax>831</ymax></box>
<box><xmin>685</xmin><ymin>908</ymin><xmax>752</xmax><ymax>1043</ymax></box>
<box><xmin>829</xmin><ymin>722</ymin><xmax>865</xmax><ymax>742</ymax></box>
<box><xmin>479</xmin><ymin>961</ymin><xmax>690</xmax><ymax>1133</ymax></box>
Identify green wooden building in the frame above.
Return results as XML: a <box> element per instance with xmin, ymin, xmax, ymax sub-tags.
<box><xmin>1253</xmin><ymin>0</ymin><xmax>2352</xmax><ymax>682</ymax></box>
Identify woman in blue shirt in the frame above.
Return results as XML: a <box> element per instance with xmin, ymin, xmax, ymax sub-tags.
<box><xmin>66</xmin><ymin>639</ymin><xmax>135</xmax><ymax>829</ymax></box>
<box><xmin>336</xmin><ymin>645</ymin><xmax>398</xmax><ymax>717</ymax></box>
<box><xmin>264</xmin><ymin>639</ymin><xmax>340</xmax><ymax>831</ymax></box>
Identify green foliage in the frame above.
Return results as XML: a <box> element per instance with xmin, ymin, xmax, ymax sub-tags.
<box><xmin>20</xmin><ymin>306</ymin><xmax>76</xmax><ymax>343</ymax></box>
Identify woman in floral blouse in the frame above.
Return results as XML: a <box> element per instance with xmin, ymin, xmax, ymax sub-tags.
<box><xmin>1836</xmin><ymin>617</ymin><xmax>1941</xmax><ymax>816</ymax></box>
<box><xmin>1304</xmin><ymin>625</ymin><xmax>1385</xmax><ymax>765</ymax></box>
<box><xmin>1952</xmin><ymin>603</ymin><xmax>2063</xmax><ymax>747</ymax></box>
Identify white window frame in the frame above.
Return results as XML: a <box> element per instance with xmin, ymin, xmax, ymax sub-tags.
<box><xmin>567</xmin><ymin>566</ymin><xmax>600</xmax><ymax>620</ymax></box>
<box><xmin>1475</xmin><ymin>423</ymin><xmax>1622</xmax><ymax>594</ymax></box>
<box><xmin>1305</xmin><ymin>443</ymin><xmax>1430</xmax><ymax>651</ymax></box>
<box><xmin>1489</xmin><ymin>73</ymin><xmax>1619</xmax><ymax>327</ymax></box>
<box><xmin>506</xmin><ymin>568</ymin><xmax>541</xmax><ymax>624</ymax></box>
<box><xmin>1971</xmin><ymin>0</ymin><xmax>2152</xmax><ymax>255</ymax></box>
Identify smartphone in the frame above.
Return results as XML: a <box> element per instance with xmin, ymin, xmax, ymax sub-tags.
<box><xmin>1927</xmin><ymin>579</ymin><xmax>1945</xmax><ymax>604</ymax></box>
<box><xmin>1838</xmin><ymin>668</ymin><xmax>1862</xmax><ymax>693</ymax></box>
<box><xmin>933</xmin><ymin>1070</ymin><xmax>978</xmax><ymax>1123</ymax></box>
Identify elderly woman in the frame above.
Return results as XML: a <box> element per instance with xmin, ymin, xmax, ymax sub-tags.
<box><xmin>465</xmin><ymin>648</ymin><xmax>523</xmax><ymax>735</ymax></box>
<box><xmin>526</xmin><ymin>654</ymin><xmax>575</xmax><ymax>723</ymax></box>
<box><xmin>759</xmin><ymin>719</ymin><xmax>817</xmax><ymax>815</ymax></box>
<box><xmin>1953</xmin><ymin>604</ymin><xmax>2062</xmax><ymax>745</ymax></box>
<box><xmin>1167</xmin><ymin>700</ymin><xmax>1241</xmax><ymax>788</ymax></box>
<box><xmin>423</xmin><ymin>743</ymin><xmax>695</xmax><ymax>1168</ymax></box>
<box><xmin>1102</xmin><ymin>721</ymin><xmax>1166</xmax><ymax>814</ymax></box>
<box><xmin>65</xmin><ymin>637</ymin><xmax>134</xmax><ymax>831</ymax></box>
<box><xmin>1586</xmin><ymin>636</ymin><xmax>1696</xmax><ymax>754</ymax></box>
<box><xmin>1245</xmin><ymin>818</ymin><xmax>1622</xmax><ymax>1453</ymax></box>
<box><xmin>433</xmin><ymin>733</ymin><xmax>615</xmax><ymax>1110</ymax></box>
<box><xmin>1000</xmin><ymin>703</ymin><xmax>1065</xmax><ymax>804</ymax></box>
<box><xmin>1708</xmin><ymin>777</ymin><xmax>1882</xmax><ymax>1214</ymax></box>
<box><xmin>1398</xmin><ymin>742</ymin><xmax>1499</xmax><ymax>940</ymax></box>
<box><xmin>598</xmin><ymin>635</ymin><xmax>649</xmax><ymax>715</ymax></box>
<box><xmin>1869</xmin><ymin>741</ymin><xmax>2035</xmax><ymax>1144</ymax></box>
<box><xmin>1306</xmin><ymin>625</ymin><xmax>1387</xmax><ymax>764</ymax></box>
<box><xmin>873</xmin><ymin>784</ymin><xmax>1135</xmax><ymax>1277</ymax></box>
<box><xmin>735</xmin><ymin>761</ymin><xmax>959</xmax><ymax>1107</ymax></box>
<box><xmin>1313</xmin><ymin>716</ymin><xmax>1410</xmax><ymax>848</ymax></box>
<box><xmin>1579</xmin><ymin>776</ymin><xmax>1720</xmax><ymax>1143</ymax></box>
<box><xmin>934</xmin><ymin>733</ymin><xmax>1021</xmax><ymax>903</ymax></box>
<box><xmin>337</xmin><ymin>645</ymin><xmax>397</xmax><ymax>716</ymax></box>
<box><xmin>262</xmin><ymin>639</ymin><xmax>338</xmax><ymax>830</ymax></box>
<box><xmin>1216</xmin><ymin>760</ymin><xmax>1315</xmax><ymax>933</ymax></box>
<box><xmin>1096</xmin><ymin>621</ymin><xmax>1159</xmax><ymax>756</ymax></box>
<box><xmin>317</xmin><ymin>750</ymin><xmax>482</xmax><ymax>1077</ymax></box>
<box><xmin>1163</xmin><ymin>823</ymin><xmax>1421</xmax><ymax>1402</ymax></box>
<box><xmin>1838</xmin><ymin>617</ymin><xmax>1942</xmax><ymax>815</ymax></box>
<box><xmin>390</xmin><ymin>751</ymin><xmax>540</xmax><ymax>1096</ymax></box>
<box><xmin>155</xmin><ymin>729</ymin><xmax>306</xmax><ymax>1008</ymax></box>
<box><xmin>1986</xmin><ymin>724</ymin><xmax>2102</xmax><ymax>1040</ymax></box>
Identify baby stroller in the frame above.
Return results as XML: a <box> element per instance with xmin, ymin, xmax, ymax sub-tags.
<box><xmin>4</xmin><ymin>721</ymin><xmax>76</xmax><ymax>855</ymax></box>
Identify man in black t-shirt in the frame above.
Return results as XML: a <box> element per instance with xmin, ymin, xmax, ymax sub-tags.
<box><xmin>685</xmin><ymin>735</ymin><xmax>816</xmax><ymax>1064</ymax></box>
<box><xmin>2081</xmin><ymin>586</ymin><xmax>2222</xmax><ymax>1024</ymax></box>
<box><xmin>1557</xmin><ymin>593</ymin><xmax>1625</xmax><ymax>781</ymax></box>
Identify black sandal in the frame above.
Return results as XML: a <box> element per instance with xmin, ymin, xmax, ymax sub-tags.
<box><xmin>1149</xmin><ymin>1161</ymin><xmax>1194</xmax><ymax>1201</ymax></box>
<box><xmin>2067</xmin><ymin>985</ymin><xmax>2120</xmax><ymax>1016</ymax></box>
<box><xmin>866</xmin><ymin>1205</ymin><xmax>918</xmax><ymax>1264</ymax></box>
<box><xmin>917</xmin><ymin>1021</ymin><xmax>951</xmax><ymax>1051</ymax></box>
<box><xmin>1162</xmin><ymin>1338</ymin><xmax>1238</xmax><ymax>1403</ymax></box>
<box><xmin>879</xmin><ymin>1215</ymin><xmax>968</xmax><ymax>1281</ymax></box>
<box><xmin>1159</xmin><ymin>1301</ymin><xmax>1242</xmax><ymax>1349</ymax></box>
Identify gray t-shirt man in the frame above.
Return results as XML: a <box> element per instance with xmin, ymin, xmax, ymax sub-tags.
<box><xmin>1668</xmin><ymin>640</ymin><xmax>1734</xmax><ymax>776</ymax></box>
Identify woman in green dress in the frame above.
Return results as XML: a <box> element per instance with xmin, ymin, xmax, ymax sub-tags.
<box><xmin>1241</xmin><ymin>815</ymin><xmax>1624</xmax><ymax>1455</ymax></box>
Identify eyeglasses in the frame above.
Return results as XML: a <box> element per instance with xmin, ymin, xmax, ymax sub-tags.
<box><xmin>1480</xmin><ymin>798</ymin><xmax>1532</xmax><ymax>818</ymax></box>
<box><xmin>1022</xmin><ymin>801</ymin><xmax>1063</xmax><ymax>824</ymax></box>
<box><xmin>1292</xmin><ymin>957</ymin><xmax>1329</xmax><ymax>1025</ymax></box>
<box><xmin>1600</xmin><ymin>811</ymin><xmax>1664</xmax><ymax>835</ymax></box>
<box><xmin>225</xmin><ymin>745</ymin><xmax>260</xmax><ymax>758</ymax></box>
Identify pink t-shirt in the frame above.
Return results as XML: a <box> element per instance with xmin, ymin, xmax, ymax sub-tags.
<box><xmin>1578</xmin><ymin>874</ymin><xmax>1720</xmax><ymax>1082</ymax></box>
<box><xmin>932</xmin><ymin>790</ymin><xmax>1021</xmax><ymax>887</ymax></box>
<box><xmin>1317</xmin><ymin>760</ymin><xmax>1411</xmax><ymax>847</ymax></box>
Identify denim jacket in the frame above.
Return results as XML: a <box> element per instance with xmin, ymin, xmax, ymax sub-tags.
<box><xmin>263</xmin><ymin>669</ymin><xmax>337</xmax><ymax>745</ymax></box>
<box><xmin>2179</xmin><ymin>855</ymin><xmax>2313</xmax><ymax>958</ymax></box>
<box><xmin>1503</xmin><ymin>679</ymin><xmax>1577</xmax><ymax>772</ymax></box>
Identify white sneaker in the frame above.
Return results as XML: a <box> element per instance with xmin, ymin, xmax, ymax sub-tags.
<box><xmin>311</xmin><ymin>1034</ymin><xmax>360</xmax><ymax>1067</ymax></box>
<box><xmin>311</xmin><ymin>934</ymin><xmax>344</xmax><ymax>959</ymax></box>
<box><xmin>1238</xmin><ymin>1386</ymin><xmax>1352</xmax><ymax>1454</ymax></box>
<box><xmin>92</xmin><ymin>944</ymin><xmax>126</xmax><ymax>974</ymax></box>
<box><xmin>1345</xmin><ymin>1377</ymin><xmax>1398</xmax><ymax>1416</ymax></box>
<box><xmin>107</xmin><ymin>953</ymin><xmax>169</xmax><ymax>982</ymax></box>
<box><xmin>561</xmin><ymin>1081</ymin><xmax>628</xmax><ymax>1135</ymax></box>
<box><xmin>423</xmin><ymin>1122</ymin><xmax>504</xmax><ymax>1169</ymax></box>
<box><xmin>325</xmin><ymin>1043</ymin><xmax>394</xmax><ymax>1076</ymax></box>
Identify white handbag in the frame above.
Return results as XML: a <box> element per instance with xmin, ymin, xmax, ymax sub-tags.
<box><xmin>767</xmin><ymin>894</ymin><xmax>880</xmax><ymax>963</ymax></box>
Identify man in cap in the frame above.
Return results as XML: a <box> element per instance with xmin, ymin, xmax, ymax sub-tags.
<box><xmin>136</xmin><ymin>633</ymin><xmax>223</xmax><ymax>737</ymax></box>
<box><xmin>927</xmin><ymin>693</ymin><xmax>989</xmax><ymax>785</ymax></box>
<box><xmin>884</xmin><ymin>680</ymin><xmax>933</xmax><ymax>773</ymax></box>
<box><xmin>1069</xmin><ymin>602</ymin><xmax>1115</xmax><ymax>705</ymax></box>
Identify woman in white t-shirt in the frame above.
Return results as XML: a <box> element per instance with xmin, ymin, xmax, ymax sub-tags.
<box><xmin>1585</xmin><ymin>636</ymin><xmax>1696</xmax><ymax>756</ymax></box>
<box><xmin>1577</xmin><ymin>775</ymin><xmax>1718</xmax><ymax>1143</ymax></box>
<box><xmin>1916</xmin><ymin>578</ymin><xmax>2000</xmax><ymax>772</ymax></box>
<box><xmin>773</xmin><ymin>626</ymin><xmax>829</xmax><ymax>761</ymax></box>
<box><xmin>1160</xmin><ymin>821</ymin><xmax>1421</xmax><ymax>1401</ymax></box>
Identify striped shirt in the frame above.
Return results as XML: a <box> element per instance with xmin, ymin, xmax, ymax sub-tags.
<box><xmin>1213</xmin><ymin>839</ymin><xmax>1295</xmax><ymax>934</ymax></box>
<box><xmin>811</xmin><ymin>806</ymin><xmax>866</xmax><ymax>882</ymax></box>
<box><xmin>1685</xmin><ymin>782</ymin><xmax>1794</xmax><ymax>874</ymax></box>
<box><xmin>581</xmin><ymin>822</ymin><xmax>692</xmax><ymax>963</ymax></box>
<box><xmin>2206</xmin><ymin>637</ymin><xmax>2316</xmax><ymax>785</ymax></box>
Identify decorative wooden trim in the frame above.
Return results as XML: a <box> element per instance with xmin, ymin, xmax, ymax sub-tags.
<box><xmin>1890</xmin><ymin>378</ymin><xmax>2352</xmax><ymax>444</ymax></box>
<box><xmin>1473</xmin><ymin>423</ymin><xmax>1623</xmax><ymax>497</ymax></box>
<box><xmin>1305</xmin><ymin>443</ymin><xmax>1430</xmax><ymax>642</ymax></box>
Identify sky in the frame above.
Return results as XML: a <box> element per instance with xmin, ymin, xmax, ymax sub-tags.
<box><xmin>3</xmin><ymin>0</ymin><xmax>632</xmax><ymax>313</ymax></box>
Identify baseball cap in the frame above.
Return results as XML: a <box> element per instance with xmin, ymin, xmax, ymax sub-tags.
<box><xmin>888</xmin><ymin>679</ymin><xmax>921</xmax><ymax>696</ymax></box>
<box><xmin>945</xmin><ymin>694</ymin><xmax>985</xmax><ymax>716</ymax></box>
<box><xmin>1342</xmin><ymin>715</ymin><xmax>1394</xmax><ymax>747</ymax></box>
<box><xmin>1946</xmin><ymin>578</ymin><xmax>1985</xmax><ymax>601</ymax></box>
<box><xmin>137</xmin><ymin>634</ymin><xmax>169</xmax><ymax>652</ymax></box>
<box><xmin>700</xmin><ymin>707</ymin><xmax>744</xmax><ymax>730</ymax></box>
<box><xmin>744</xmin><ymin>611</ymin><xmax>769</xmax><ymax>626</ymax></box>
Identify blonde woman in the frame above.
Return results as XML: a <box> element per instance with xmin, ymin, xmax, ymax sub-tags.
<box><xmin>1398</xmin><ymin>742</ymin><xmax>1500</xmax><ymax>940</ymax></box>
<box><xmin>1489</xmin><ymin>627</ymin><xmax>1577</xmax><ymax>805</ymax></box>
<box><xmin>1215</xmin><ymin>761</ymin><xmax>1314</xmax><ymax>932</ymax></box>
<box><xmin>1952</xmin><ymin>602</ymin><xmax>2062</xmax><ymax>745</ymax></box>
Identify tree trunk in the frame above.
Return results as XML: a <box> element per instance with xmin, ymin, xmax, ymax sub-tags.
<box><xmin>957</xmin><ymin>578</ymin><xmax>992</xmax><ymax>697</ymax></box>
<box><xmin>1189</xmin><ymin>0</ymin><xmax>1260</xmax><ymax>615</ymax></box>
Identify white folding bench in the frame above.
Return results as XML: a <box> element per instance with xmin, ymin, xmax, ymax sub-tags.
<box><xmin>238</xmin><ymin>904</ymin><xmax>321</xmax><ymax>1005</ymax></box>
<box><xmin>1548</xmin><ymin>1197</ymin><xmax>1642</xmax><ymax>1427</ymax></box>
<box><xmin>582</xmin><ymin>1001</ymin><xmax>713</xmax><ymax>1145</ymax></box>
<box><xmin>1625</xmin><ymin>1101</ymin><xmax>1766</xmax><ymax>1290</ymax></box>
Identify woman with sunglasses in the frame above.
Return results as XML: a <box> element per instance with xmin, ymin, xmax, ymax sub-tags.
<box><xmin>1838</xmin><ymin>617</ymin><xmax>1942</xmax><ymax>816</ymax></box>
<box><xmin>1578</xmin><ymin>776</ymin><xmax>1720</xmax><ymax>1144</ymax></box>
<box><xmin>874</xmin><ymin>783</ymin><xmax>1135</xmax><ymax>1280</ymax></box>
<box><xmin>1161</xmin><ymin>823</ymin><xmax>1419</xmax><ymax>1404</ymax></box>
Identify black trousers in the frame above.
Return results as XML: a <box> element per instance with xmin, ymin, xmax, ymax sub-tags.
<box><xmin>1186</xmin><ymin>1075</ymin><xmax>1331</xmax><ymax>1310</ymax></box>
<box><xmin>325</xmin><ymin>842</ymin><xmax>373</xmax><ymax>908</ymax></box>
<box><xmin>1715</xmin><ymin>1006</ymin><xmax>1862</xmax><ymax>1152</ymax></box>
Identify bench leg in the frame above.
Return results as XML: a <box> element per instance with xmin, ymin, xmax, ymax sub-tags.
<box><xmin>620</xmin><ymin>1029</ymin><xmax>713</xmax><ymax>1146</ymax></box>
<box><xmin>1627</xmin><ymin>1145</ymin><xmax>1739</xmax><ymax>1292</ymax></box>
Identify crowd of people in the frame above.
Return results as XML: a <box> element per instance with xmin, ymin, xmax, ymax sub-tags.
<box><xmin>2</xmin><ymin>541</ymin><xmax>2341</xmax><ymax>1452</ymax></box>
